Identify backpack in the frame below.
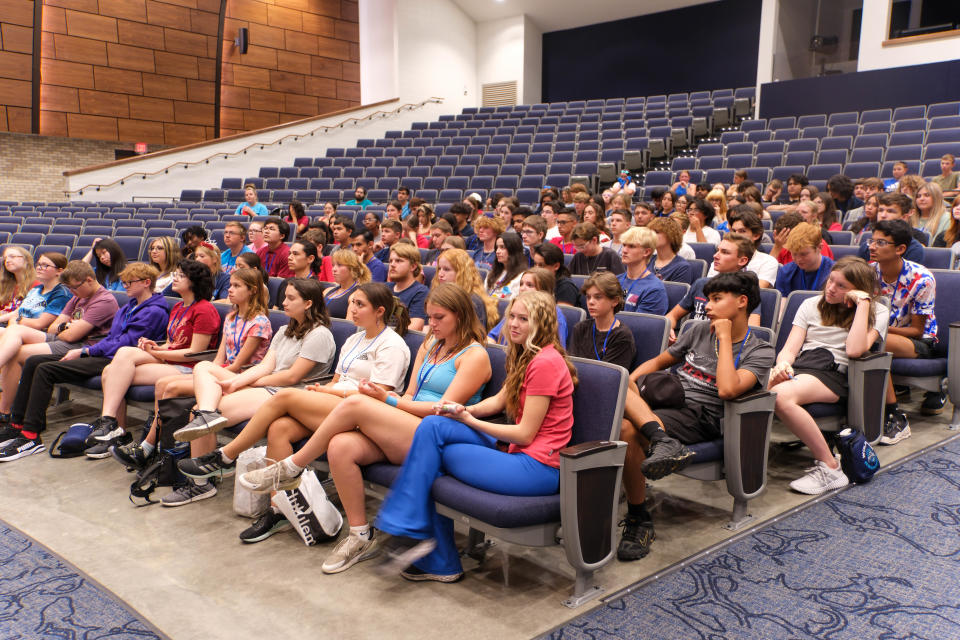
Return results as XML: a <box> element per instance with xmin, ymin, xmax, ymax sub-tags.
<box><xmin>129</xmin><ymin>398</ymin><xmax>194</xmax><ymax>506</ymax></box>
<box><xmin>47</xmin><ymin>423</ymin><xmax>94</xmax><ymax>458</ymax></box>
<box><xmin>836</xmin><ymin>427</ymin><xmax>880</xmax><ymax>484</ymax></box>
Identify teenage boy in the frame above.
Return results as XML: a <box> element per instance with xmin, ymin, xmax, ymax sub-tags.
<box><xmin>633</xmin><ymin>202</ymin><xmax>655</xmax><ymax>228</ymax></box>
<box><xmin>667</xmin><ymin>234</ymin><xmax>761</xmax><ymax>338</ymax></box>
<box><xmin>870</xmin><ymin>219</ymin><xmax>939</xmax><ymax>443</ymax></box>
<box><xmin>884</xmin><ymin>161</ymin><xmax>908</xmax><ymax>192</ymax></box>
<box><xmin>520</xmin><ymin>215</ymin><xmax>547</xmax><ymax>256</ymax></box>
<box><xmin>345</xmin><ymin>186</ymin><xmax>373</xmax><ymax>209</ymax></box>
<box><xmin>768</xmin><ymin>173</ymin><xmax>807</xmax><ymax>211</ymax></box>
<box><xmin>387</xmin><ymin>243</ymin><xmax>428</xmax><ymax>331</ymax></box>
<box><xmin>472</xmin><ymin>216</ymin><xmax>504</xmax><ymax>271</ymax></box>
<box><xmin>449</xmin><ymin>202</ymin><xmax>478</xmax><ymax>251</ymax></box>
<box><xmin>709</xmin><ymin>207</ymin><xmax>779</xmax><ymax>288</ymax></box>
<box><xmin>329</xmin><ymin>215</ymin><xmax>355</xmax><ymax>252</ymax></box>
<box><xmin>257</xmin><ymin>217</ymin><xmax>294</xmax><ymax>278</ymax></box>
<box><xmin>541</xmin><ymin>201</ymin><xmax>561</xmax><ymax>240</ymax></box>
<box><xmin>771</xmin><ymin>211</ymin><xmax>835</xmax><ymax>265</ymax></box>
<box><xmin>608</xmin><ymin>209</ymin><xmax>631</xmax><ymax>257</ymax></box>
<box><xmin>0</xmin><ymin>263</ymin><xmax>169</xmax><ymax>461</ymax></box>
<box><xmin>774</xmin><ymin>222</ymin><xmax>834</xmax><ymax>299</ymax></box>
<box><xmin>376</xmin><ymin>219</ymin><xmax>403</xmax><ymax>263</ymax></box>
<box><xmin>932</xmin><ymin>153</ymin><xmax>959</xmax><ymax>198</ymax></box>
<box><xmin>550</xmin><ymin>210</ymin><xmax>578</xmax><ymax>254</ymax></box>
<box><xmin>857</xmin><ymin>192</ymin><xmax>925</xmax><ymax>263</ymax></box>
<box><xmin>827</xmin><ymin>174</ymin><xmax>863</xmax><ymax>217</ymax></box>
<box><xmin>351</xmin><ymin>229</ymin><xmax>387</xmax><ymax>282</ymax></box>
<box><xmin>236</xmin><ymin>184</ymin><xmax>268</xmax><ymax>217</ymax></box>
<box><xmin>683</xmin><ymin>198</ymin><xmax>722</xmax><ymax>246</ymax></box>
<box><xmin>569</xmin><ymin>223</ymin><xmax>625</xmax><ymax>276</ymax></box>
<box><xmin>617</xmin><ymin>271</ymin><xmax>775</xmax><ymax>559</ymax></box>
<box><xmin>845</xmin><ymin>177</ymin><xmax>885</xmax><ymax>223</ymax></box>
<box><xmin>617</xmin><ymin>227</ymin><xmax>668</xmax><ymax>314</ymax></box>
<box><xmin>221</xmin><ymin>221</ymin><xmax>252</xmax><ymax>274</ymax></box>
<box><xmin>397</xmin><ymin>186</ymin><xmax>412</xmax><ymax>218</ymax></box>
<box><xmin>423</xmin><ymin>219</ymin><xmax>453</xmax><ymax>266</ymax></box>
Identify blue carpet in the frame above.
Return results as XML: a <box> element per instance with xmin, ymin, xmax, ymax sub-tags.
<box><xmin>0</xmin><ymin>519</ymin><xmax>167</xmax><ymax>640</ymax></box>
<box><xmin>547</xmin><ymin>438</ymin><xmax>960</xmax><ymax>640</ymax></box>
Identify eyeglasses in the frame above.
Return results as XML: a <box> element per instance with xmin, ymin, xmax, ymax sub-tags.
<box><xmin>249</xmin><ymin>228</ymin><xmax>263</xmax><ymax>234</ymax></box>
<box><xmin>121</xmin><ymin>278</ymin><xmax>148</xmax><ymax>287</ymax></box>
<box><xmin>65</xmin><ymin>281</ymin><xmax>86</xmax><ymax>292</ymax></box>
<box><xmin>170</xmin><ymin>271</ymin><xmax>185</xmax><ymax>280</ymax></box>
<box><xmin>520</xmin><ymin>228</ymin><xmax>537</xmax><ymax>235</ymax></box>
<box><xmin>867</xmin><ymin>239</ymin><xmax>892</xmax><ymax>248</ymax></box>
<box><xmin>36</xmin><ymin>263</ymin><xmax>57</xmax><ymax>270</ymax></box>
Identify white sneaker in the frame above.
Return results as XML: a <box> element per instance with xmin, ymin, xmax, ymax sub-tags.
<box><xmin>321</xmin><ymin>532</ymin><xmax>379</xmax><ymax>574</ymax></box>
<box><xmin>789</xmin><ymin>459</ymin><xmax>849</xmax><ymax>495</ymax></box>
<box><xmin>238</xmin><ymin>459</ymin><xmax>302</xmax><ymax>493</ymax></box>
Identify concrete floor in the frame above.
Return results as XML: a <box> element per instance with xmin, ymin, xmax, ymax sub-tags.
<box><xmin>0</xmin><ymin>392</ymin><xmax>955</xmax><ymax>640</ymax></box>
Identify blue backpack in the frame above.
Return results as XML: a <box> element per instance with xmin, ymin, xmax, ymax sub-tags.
<box><xmin>837</xmin><ymin>428</ymin><xmax>880</xmax><ymax>484</ymax></box>
<box><xmin>48</xmin><ymin>423</ymin><xmax>94</xmax><ymax>458</ymax></box>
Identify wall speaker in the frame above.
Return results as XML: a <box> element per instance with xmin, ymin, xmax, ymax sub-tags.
<box><xmin>235</xmin><ymin>28</ymin><xmax>248</xmax><ymax>54</ymax></box>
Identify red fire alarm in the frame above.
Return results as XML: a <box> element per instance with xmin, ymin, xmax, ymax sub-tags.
<box><xmin>135</xmin><ymin>142</ymin><xmax>148</xmax><ymax>154</ymax></box>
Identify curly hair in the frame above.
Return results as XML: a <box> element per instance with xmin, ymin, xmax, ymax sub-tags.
<box><xmin>433</xmin><ymin>248</ymin><xmax>499</xmax><ymax>329</ymax></box>
<box><xmin>178</xmin><ymin>258</ymin><xmax>214</xmax><ymax>301</ymax></box>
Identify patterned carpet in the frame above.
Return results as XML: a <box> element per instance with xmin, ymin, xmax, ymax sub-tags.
<box><xmin>546</xmin><ymin>437</ymin><xmax>960</xmax><ymax>640</ymax></box>
<box><xmin>0</xmin><ymin>519</ymin><xmax>167</xmax><ymax>640</ymax></box>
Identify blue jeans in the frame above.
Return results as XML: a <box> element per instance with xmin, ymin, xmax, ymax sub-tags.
<box><xmin>375</xmin><ymin>416</ymin><xmax>560</xmax><ymax>576</ymax></box>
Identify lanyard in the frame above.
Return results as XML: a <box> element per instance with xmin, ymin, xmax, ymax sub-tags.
<box><xmin>117</xmin><ymin>301</ymin><xmax>137</xmax><ymax>334</ymax></box>
<box><xmin>800</xmin><ymin>260</ymin><xmax>825</xmax><ymax>291</ymax></box>
<box><xmin>592</xmin><ymin>320</ymin><xmax>617</xmax><ymax>361</ymax></box>
<box><xmin>713</xmin><ymin>326</ymin><xmax>751</xmax><ymax>368</ymax></box>
<box><xmin>413</xmin><ymin>340</ymin><xmax>452</xmax><ymax>398</ymax></box>
<box><xmin>168</xmin><ymin>301</ymin><xmax>193</xmax><ymax>341</ymax></box>
<box><xmin>326</xmin><ymin>282</ymin><xmax>357</xmax><ymax>301</ymax></box>
<box><xmin>341</xmin><ymin>326</ymin><xmax>388</xmax><ymax>376</ymax></box>
<box><xmin>226</xmin><ymin>316</ymin><xmax>249</xmax><ymax>362</ymax></box>
<box><xmin>620</xmin><ymin>266</ymin><xmax>651</xmax><ymax>306</ymax></box>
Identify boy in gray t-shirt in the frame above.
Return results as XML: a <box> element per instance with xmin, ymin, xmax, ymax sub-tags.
<box><xmin>615</xmin><ymin>271</ymin><xmax>775</xmax><ymax>562</ymax></box>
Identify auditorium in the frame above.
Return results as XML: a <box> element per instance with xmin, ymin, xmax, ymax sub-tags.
<box><xmin>0</xmin><ymin>0</ymin><xmax>958</xmax><ymax>638</ymax></box>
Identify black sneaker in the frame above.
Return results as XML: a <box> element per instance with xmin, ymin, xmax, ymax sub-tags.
<box><xmin>0</xmin><ymin>423</ymin><xmax>22</xmax><ymax>447</ymax></box>
<box><xmin>160</xmin><ymin>481</ymin><xmax>217</xmax><ymax>507</ymax></box>
<box><xmin>617</xmin><ymin>515</ymin><xmax>656</xmax><ymax>561</ymax></box>
<box><xmin>921</xmin><ymin>391</ymin><xmax>947</xmax><ymax>416</ymax></box>
<box><xmin>880</xmin><ymin>410</ymin><xmax>911</xmax><ymax>445</ymax></box>
<box><xmin>239</xmin><ymin>508</ymin><xmax>292</xmax><ymax>543</ymax></box>
<box><xmin>0</xmin><ymin>436</ymin><xmax>45</xmax><ymax>462</ymax></box>
<box><xmin>111</xmin><ymin>440</ymin><xmax>154</xmax><ymax>471</ymax></box>
<box><xmin>640</xmin><ymin>436</ymin><xmax>694</xmax><ymax>481</ymax></box>
<box><xmin>84</xmin><ymin>416</ymin><xmax>121</xmax><ymax>447</ymax></box>
<box><xmin>85</xmin><ymin>431</ymin><xmax>131</xmax><ymax>459</ymax></box>
<box><xmin>173</xmin><ymin>409</ymin><xmax>229</xmax><ymax>442</ymax></box>
<box><xmin>376</xmin><ymin>535</ymin><xmax>437</xmax><ymax>576</ymax></box>
<box><xmin>177</xmin><ymin>449</ymin><xmax>236</xmax><ymax>479</ymax></box>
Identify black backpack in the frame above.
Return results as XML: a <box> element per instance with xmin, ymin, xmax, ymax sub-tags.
<box><xmin>129</xmin><ymin>397</ymin><xmax>194</xmax><ymax>506</ymax></box>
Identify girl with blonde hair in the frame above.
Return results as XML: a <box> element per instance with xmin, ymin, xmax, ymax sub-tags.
<box><xmin>705</xmin><ymin>188</ymin><xmax>729</xmax><ymax>232</ymax></box>
<box><xmin>324</xmin><ymin>249</ymin><xmax>371</xmax><ymax>319</ymax></box>
<box><xmin>432</xmin><ymin>248</ymin><xmax>498</xmax><ymax>330</ymax></box>
<box><xmin>915</xmin><ymin>181</ymin><xmax>949</xmax><ymax>238</ymax></box>
<box><xmin>0</xmin><ymin>246</ymin><xmax>36</xmax><ymax>314</ymax></box>
<box><xmin>147</xmin><ymin>236</ymin><xmax>182</xmax><ymax>292</ymax></box>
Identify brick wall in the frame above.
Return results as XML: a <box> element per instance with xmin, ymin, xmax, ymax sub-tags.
<box><xmin>220</xmin><ymin>0</ymin><xmax>360</xmax><ymax>137</ymax></box>
<box><xmin>0</xmin><ymin>0</ymin><xmax>35</xmax><ymax>133</ymax></box>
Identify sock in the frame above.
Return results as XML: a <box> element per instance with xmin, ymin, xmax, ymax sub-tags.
<box><xmin>627</xmin><ymin>502</ymin><xmax>651</xmax><ymax>521</ymax></box>
<box><xmin>639</xmin><ymin>421</ymin><xmax>668</xmax><ymax>443</ymax></box>
<box><xmin>280</xmin><ymin>456</ymin><xmax>304</xmax><ymax>476</ymax></box>
<box><xmin>141</xmin><ymin>441</ymin><xmax>155</xmax><ymax>456</ymax></box>
<box><xmin>351</xmin><ymin>524</ymin><xmax>372</xmax><ymax>540</ymax></box>
<box><xmin>20</xmin><ymin>429</ymin><xmax>38</xmax><ymax>440</ymax></box>
<box><xmin>886</xmin><ymin>401</ymin><xmax>898</xmax><ymax>417</ymax></box>
<box><xmin>219</xmin><ymin>449</ymin><xmax>234</xmax><ymax>464</ymax></box>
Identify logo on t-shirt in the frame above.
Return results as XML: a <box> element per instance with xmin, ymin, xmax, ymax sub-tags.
<box><xmin>691</xmin><ymin>295</ymin><xmax>707</xmax><ymax>320</ymax></box>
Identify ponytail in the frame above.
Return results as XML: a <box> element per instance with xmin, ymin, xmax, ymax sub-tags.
<box><xmin>387</xmin><ymin>296</ymin><xmax>411</xmax><ymax>336</ymax></box>
<box><xmin>357</xmin><ymin>282</ymin><xmax>411</xmax><ymax>336</ymax></box>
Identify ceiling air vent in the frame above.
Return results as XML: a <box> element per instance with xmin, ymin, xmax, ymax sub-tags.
<box><xmin>482</xmin><ymin>81</ymin><xmax>517</xmax><ymax>107</ymax></box>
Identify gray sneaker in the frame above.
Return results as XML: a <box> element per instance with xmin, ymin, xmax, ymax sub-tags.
<box><xmin>160</xmin><ymin>481</ymin><xmax>217</xmax><ymax>507</ymax></box>
<box><xmin>321</xmin><ymin>531</ymin><xmax>380</xmax><ymax>574</ymax></box>
<box><xmin>173</xmin><ymin>409</ymin><xmax>229</xmax><ymax>442</ymax></box>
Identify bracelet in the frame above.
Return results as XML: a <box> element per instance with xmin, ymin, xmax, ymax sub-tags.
<box><xmin>385</xmin><ymin>395</ymin><xmax>399</xmax><ymax>408</ymax></box>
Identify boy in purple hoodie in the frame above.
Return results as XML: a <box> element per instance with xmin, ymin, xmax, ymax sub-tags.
<box><xmin>0</xmin><ymin>262</ymin><xmax>170</xmax><ymax>462</ymax></box>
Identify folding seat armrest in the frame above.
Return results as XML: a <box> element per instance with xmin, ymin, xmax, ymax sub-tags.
<box><xmin>847</xmin><ymin>352</ymin><xmax>892</xmax><ymax>444</ymax></box>
<box><xmin>558</xmin><ymin>439</ymin><xmax>626</xmax><ymax>602</ymax></box>
<box><xmin>183</xmin><ymin>349</ymin><xmax>219</xmax><ymax>361</ymax></box>
<box><xmin>721</xmin><ymin>390</ymin><xmax>776</xmax><ymax>525</ymax></box>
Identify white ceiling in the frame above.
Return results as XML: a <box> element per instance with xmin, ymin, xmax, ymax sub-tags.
<box><xmin>451</xmin><ymin>0</ymin><xmax>715</xmax><ymax>32</ymax></box>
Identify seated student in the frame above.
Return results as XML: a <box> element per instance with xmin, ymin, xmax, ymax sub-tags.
<box><xmin>189</xmin><ymin>242</ymin><xmax>231</xmax><ymax>300</ymax></box>
<box><xmin>851</xmin><ymin>193</ymin><xmax>880</xmax><ymax>242</ymax></box>
<box><xmin>410</xmin><ymin>203</ymin><xmax>435</xmax><ymax>248</ymax></box>
<box><xmin>532</xmin><ymin>241</ymin><xmax>580</xmax><ymax>307</ymax></box>
<box><xmin>845</xmin><ymin>177</ymin><xmax>884</xmax><ymax>224</ymax></box>
<box><xmin>0</xmin><ymin>263</ymin><xmax>169</xmax><ymax>461</ymax></box>
<box><xmin>607</xmin><ymin>208</ymin><xmax>631</xmax><ymax>257</ymax></box>
<box><xmin>350</xmin><ymin>229</ymin><xmax>387</xmax><ymax>282</ymax></box>
<box><xmin>725</xmin><ymin>169</ymin><xmax>749</xmax><ymax>198</ymax></box>
<box><xmin>771</xmin><ymin>211</ymin><xmax>835</xmax><ymax>265</ymax></box>
<box><xmin>376</xmin><ymin>219</ymin><xmax>404</xmax><ymax>264</ymax></box>
<box><xmin>283</xmin><ymin>201</ymin><xmax>309</xmax><ymax>236</ymax></box>
<box><xmin>179</xmin><ymin>225</ymin><xmax>208</xmax><ymax>259</ymax></box>
<box><xmin>345</xmin><ymin>186</ymin><xmax>373</xmax><ymax>209</ymax></box>
<box><xmin>223</xmin><ymin>285</ymin><xmax>490</xmax><ymax>565</ymax></box>
<box><xmin>82</xmin><ymin>260</ymin><xmax>220</xmax><ymax>453</ymax></box>
<box><xmin>324</xmin><ymin>249</ymin><xmax>371</xmax><ymax>319</ymax></box>
<box><xmin>0</xmin><ymin>261</ymin><xmax>119</xmax><ymax>427</ymax></box>
<box><xmin>870</xmin><ymin>219</ymin><xmax>940</xmax><ymax>443</ymax></box>
<box><xmin>897</xmin><ymin>174</ymin><xmax>924</xmax><ymax>199</ymax></box>
<box><xmin>0</xmin><ymin>252</ymin><xmax>70</xmax><ymax>332</ymax></box>
<box><xmin>915</xmin><ymin>181</ymin><xmax>950</xmax><ymax>240</ymax></box>
<box><xmin>762</xmin><ymin>179</ymin><xmax>783</xmax><ymax>205</ymax></box>
<box><xmin>768</xmin><ymin>173</ymin><xmax>807</xmax><ymax>211</ymax></box>
<box><xmin>617</xmin><ymin>227</ymin><xmax>668</xmax><ymax>315</ymax></box>
<box><xmin>471</xmin><ymin>215</ymin><xmax>504</xmax><ymax>272</ymax></box>
<box><xmin>774</xmin><ymin>222</ymin><xmax>834</xmax><ymax>299</ymax></box>
<box><xmin>770</xmin><ymin>256</ymin><xmax>888</xmax><ymax>494</ymax></box>
<box><xmin>257</xmin><ymin>217</ymin><xmax>294</xmax><ymax>279</ymax></box>
<box><xmin>397</xmin><ymin>187</ymin><xmax>412</xmax><ymax>219</ymax></box>
<box><xmin>704</xmin><ymin>189</ymin><xmax>728</xmax><ymax>232</ymax></box>
<box><xmin>633</xmin><ymin>201</ymin><xmax>655</xmax><ymax>228</ymax></box>
<box><xmin>221</xmin><ymin>221</ymin><xmax>252</xmax><ymax>275</ymax></box>
<box><xmin>582</xmin><ymin>202</ymin><xmax>612</xmax><ymax>247</ymax></box>
<box><xmin>449</xmin><ymin>202</ymin><xmax>478</xmax><ymax>251</ymax></box>
<box><xmin>568</xmin><ymin>272</ymin><xmax>635</xmax><ymax>370</ymax></box>
<box><xmin>671</xmin><ymin>169</ymin><xmax>695</xmax><ymax>197</ymax></box>
<box><xmin>236</xmin><ymin>183</ymin><xmax>269</xmax><ymax>217</ymax></box>
<box><xmin>0</xmin><ymin>246</ymin><xmax>37</xmax><ymax>315</ymax></box>
<box><xmin>795</xmin><ymin>199</ymin><xmax>835</xmax><ymax>245</ymax></box>
<box><xmin>550</xmin><ymin>210</ymin><xmax>578</xmax><ymax>255</ymax></box>
<box><xmin>83</xmin><ymin>238</ymin><xmax>127</xmax><ymax>291</ymax></box>
<box><xmin>648</xmin><ymin>217</ymin><xmax>694</xmax><ymax>284</ymax></box>
<box><xmin>539</xmin><ymin>201</ymin><xmax>561</xmax><ymax>241</ymax></box>
<box><xmin>433</xmin><ymin>248</ymin><xmax>497</xmax><ymax>331</ymax></box>
<box><xmin>668</xmin><ymin>211</ymin><xmax>698</xmax><ymax>260</ymax></box>
<box><xmin>667</xmin><ymin>235</ymin><xmax>762</xmax><ymax>339</ymax></box>
<box><xmin>569</xmin><ymin>223</ymin><xmax>625</xmax><ymax>276</ymax></box>
<box><xmin>488</xmin><ymin>268</ymin><xmax>568</xmax><ymax>347</ymax></box>
<box><xmin>246</xmin><ymin>219</ymin><xmax>267</xmax><ymax>253</ymax></box>
<box><xmin>709</xmin><ymin>207</ymin><xmax>778</xmax><ymax>288</ymax></box>
<box><xmin>932</xmin><ymin>153</ymin><xmax>959</xmax><ymax>199</ymax></box>
<box><xmin>387</xmin><ymin>243</ymin><xmax>429</xmax><ymax>331</ymax></box>
<box><xmin>330</xmin><ymin>214</ymin><xmax>355</xmax><ymax>253</ymax></box>
<box><xmin>273</xmin><ymin>239</ymin><xmax>323</xmax><ymax>307</ymax></box>
<box><xmin>424</xmin><ymin>219</ymin><xmax>454</xmax><ymax>266</ymax></box>
<box><xmin>612</xmin><ymin>169</ymin><xmax>637</xmax><ymax>197</ymax></box>
<box><xmin>856</xmin><ymin>192</ymin><xmax>925</xmax><ymax>263</ymax></box>
<box><xmin>826</xmin><ymin>174</ymin><xmax>863</xmax><ymax>218</ymax></box>
<box><xmin>179</xmin><ymin>283</ymin><xmax>414</xmax><ymax>535</ymax></box>
<box><xmin>361</xmin><ymin>210</ymin><xmax>382</xmax><ymax>246</ymax></box>
<box><xmin>933</xmin><ymin>195</ymin><xmax>960</xmax><ymax>250</ymax></box>
<box><xmin>298</xmin><ymin>289</ymin><xmax>575</xmax><ymax>581</ymax></box>
<box><xmin>485</xmin><ymin>233</ymin><xmax>526</xmax><ymax>300</ymax></box>
<box><xmin>520</xmin><ymin>214</ymin><xmax>547</xmax><ymax>259</ymax></box>
<box><xmin>616</xmin><ymin>272</ymin><xmax>775</xmax><ymax>559</ymax></box>
<box><xmin>683</xmin><ymin>198</ymin><xmax>722</xmax><ymax>246</ymax></box>
<box><xmin>884</xmin><ymin>161</ymin><xmax>908</xmax><ymax>192</ymax></box>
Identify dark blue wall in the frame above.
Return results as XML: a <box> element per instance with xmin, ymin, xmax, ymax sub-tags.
<box><xmin>759</xmin><ymin>59</ymin><xmax>960</xmax><ymax>118</ymax></box>
<box><xmin>541</xmin><ymin>0</ymin><xmax>762</xmax><ymax>103</ymax></box>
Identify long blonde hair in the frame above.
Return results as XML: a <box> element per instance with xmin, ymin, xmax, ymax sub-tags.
<box><xmin>0</xmin><ymin>246</ymin><xmax>35</xmax><ymax>308</ymax></box>
<box><xmin>433</xmin><ymin>248</ymin><xmax>498</xmax><ymax>329</ymax></box>
<box><xmin>502</xmin><ymin>290</ymin><xmax>577</xmax><ymax>420</ymax></box>
<box><xmin>331</xmin><ymin>248</ymin><xmax>371</xmax><ymax>285</ymax></box>
<box><xmin>149</xmin><ymin>236</ymin><xmax>181</xmax><ymax>276</ymax></box>
<box><xmin>917</xmin><ymin>181</ymin><xmax>948</xmax><ymax>237</ymax></box>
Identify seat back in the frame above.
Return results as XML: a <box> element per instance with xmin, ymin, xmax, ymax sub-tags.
<box><xmin>616</xmin><ymin>312</ymin><xmax>669</xmax><ymax>371</ymax></box>
<box><xmin>663</xmin><ymin>281</ymin><xmax>690</xmax><ymax>310</ymax></box>
<box><xmin>569</xmin><ymin>356</ymin><xmax>629</xmax><ymax>444</ymax></box>
<box><xmin>775</xmin><ymin>291</ymin><xmax>819</xmax><ymax>353</ymax></box>
<box><xmin>758</xmin><ymin>287</ymin><xmax>781</xmax><ymax>331</ymax></box>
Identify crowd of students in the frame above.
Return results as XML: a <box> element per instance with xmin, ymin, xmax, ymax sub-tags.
<box><xmin>0</xmin><ymin>154</ymin><xmax>954</xmax><ymax>579</ymax></box>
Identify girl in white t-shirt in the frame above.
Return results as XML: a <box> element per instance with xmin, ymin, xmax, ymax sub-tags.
<box><xmin>769</xmin><ymin>257</ymin><xmax>888</xmax><ymax>496</ymax></box>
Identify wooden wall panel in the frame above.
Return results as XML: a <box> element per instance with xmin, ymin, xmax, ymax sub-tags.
<box><xmin>0</xmin><ymin>0</ymin><xmax>36</xmax><ymax>133</ymax></box>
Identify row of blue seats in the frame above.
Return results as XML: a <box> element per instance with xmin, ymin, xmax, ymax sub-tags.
<box><xmin>699</xmin><ymin>134</ymin><xmax>960</xmax><ymax>157</ymax></box>
<box><xmin>743</xmin><ymin>103</ymin><xmax>960</xmax><ymax>129</ymax></box>
<box><xmin>735</xmin><ymin>117</ymin><xmax>960</xmax><ymax>140</ymax></box>
<box><xmin>672</xmin><ymin>155</ymin><xmax>957</xmax><ymax>178</ymax></box>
